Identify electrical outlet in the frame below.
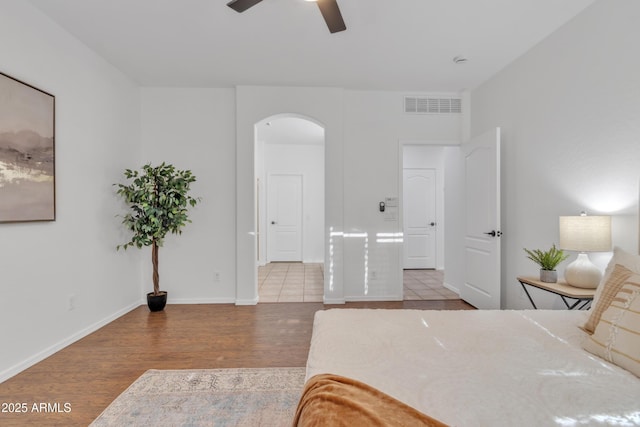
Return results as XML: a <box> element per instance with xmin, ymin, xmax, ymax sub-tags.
<box><xmin>68</xmin><ymin>294</ymin><xmax>76</xmax><ymax>311</ymax></box>
<box><xmin>214</xmin><ymin>272</ymin><xmax>221</xmax><ymax>283</ymax></box>
<box><xmin>370</xmin><ymin>271</ymin><xmax>377</xmax><ymax>280</ymax></box>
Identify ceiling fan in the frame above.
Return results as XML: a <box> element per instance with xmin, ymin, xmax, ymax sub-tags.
<box><xmin>226</xmin><ymin>0</ymin><xmax>346</xmax><ymax>33</ymax></box>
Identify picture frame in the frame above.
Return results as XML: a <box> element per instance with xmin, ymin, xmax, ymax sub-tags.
<box><xmin>0</xmin><ymin>71</ymin><xmax>55</xmax><ymax>223</ymax></box>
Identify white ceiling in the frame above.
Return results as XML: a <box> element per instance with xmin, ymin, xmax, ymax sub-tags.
<box><xmin>28</xmin><ymin>0</ymin><xmax>595</xmax><ymax>91</ymax></box>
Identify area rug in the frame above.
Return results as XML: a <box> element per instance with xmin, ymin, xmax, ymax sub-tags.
<box><xmin>90</xmin><ymin>367</ymin><xmax>306</xmax><ymax>426</ymax></box>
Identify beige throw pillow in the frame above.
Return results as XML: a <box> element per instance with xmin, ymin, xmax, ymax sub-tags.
<box><xmin>584</xmin><ymin>264</ymin><xmax>634</xmax><ymax>334</ymax></box>
<box><xmin>592</xmin><ymin>247</ymin><xmax>640</xmax><ymax>308</ymax></box>
<box><xmin>583</xmin><ymin>274</ymin><xmax>640</xmax><ymax>378</ymax></box>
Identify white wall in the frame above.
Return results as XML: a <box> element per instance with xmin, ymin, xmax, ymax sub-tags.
<box><xmin>262</xmin><ymin>143</ymin><xmax>324</xmax><ymax>263</ymax></box>
<box><xmin>236</xmin><ymin>87</ymin><xmax>462</xmax><ymax>303</ymax></box>
<box><xmin>471</xmin><ymin>0</ymin><xmax>640</xmax><ymax>309</ymax></box>
<box><xmin>140</xmin><ymin>88</ymin><xmax>237</xmax><ymax>303</ymax></box>
<box><xmin>443</xmin><ymin>146</ymin><xmax>465</xmax><ymax>294</ymax></box>
<box><xmin>255</xmin><ymin>139</ymin><xmax>266</xmax><ymax>263</ymax></box>
<box><xmin>0</xmin><ymin>1</ymin><xmax>141</xmax><ymax>381</ymax></box>
<box><xmin>342</xmin><ymin>91</ymin><xmax>461</xmax><ymax>300</ymax></box>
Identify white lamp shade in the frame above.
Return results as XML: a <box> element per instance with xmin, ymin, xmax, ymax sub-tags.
<box><xmin>559</xmin><ymin>215</ymin><xmax>611</xmax><ymax>252</ymax></box>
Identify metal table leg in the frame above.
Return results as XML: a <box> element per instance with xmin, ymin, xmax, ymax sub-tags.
<box><xmin>519</xmin><ymin>281</ymin><xmax>538</xmax><ymax>309</ymax></box>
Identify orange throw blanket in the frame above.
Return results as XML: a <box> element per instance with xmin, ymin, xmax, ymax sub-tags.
<box><xmin>293</xmin><ymin>374</ymin><xmax>448</xmax><ymax>427</ymax></box>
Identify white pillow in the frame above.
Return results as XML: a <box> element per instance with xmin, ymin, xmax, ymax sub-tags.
<box><xmin>592</xmin><ymin>247</ymin><xmax>640</xmax><ymax>308</ymax></box>
<box><xmin>583</xmin><ymin>273</ymin><xmax>640</xmax><ymax>378</ymax></box>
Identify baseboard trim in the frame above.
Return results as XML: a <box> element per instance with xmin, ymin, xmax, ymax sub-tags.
<box><xmin>0</xmin><ymin>301</ymin><xmax>141</xmax><ymax>384</ymax></box>
<box><xmin>323</xmin><ymin>297</ymin><xmax>345</xmax><ymax>304</ymax></box>
<box><xmin>170</xmin><ymin>296</ymin><xmax>259</xmax><ymax>306</ymax></box>
<box><xmin>343</xmin><ymin>295</ymin><xmax>404</xmax><ymax>302</ymax></box>
<box><xmin>443</xmin><ymin>282</ymin><xmax>460</xmax><ymax>295</ymax></box>
<box><xmin>235</xmin><ymin>296</ymin><xmax>259</xmax><ymax>306</ymax></box>
<box><xmin>169</xmin><ymin>298</ymin><xmax>236</xmax><ymax>305</ymax></box>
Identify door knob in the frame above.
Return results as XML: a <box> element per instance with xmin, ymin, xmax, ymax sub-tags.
<box><xmin>271</xmin><ymin>221</ymin><xmax>277</xmax><ymax>225</ymax></box>
<box><xmin>430</xmin><ymin>222</ymin><xmax>436</xmax><ymax>226</ymax></box>
<box><xmin>483</xmin><ymin>230</ymin><xmax>502</xmax><ymax>237</ymax></box>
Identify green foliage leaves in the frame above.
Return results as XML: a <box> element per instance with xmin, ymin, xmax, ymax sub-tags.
<box><xmin>523</xmin><ymin>244</ymin><xmax>569</xmax><ymax>271</ymax></box>
<box><xmin>115</xmin><ymin>162</ymin><xmax>200</xmax><ymax>250</ymax></box>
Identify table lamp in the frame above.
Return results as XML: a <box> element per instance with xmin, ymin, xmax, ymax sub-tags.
<box><xmin>559</xmin><ymin>213</ymin><xmax>611</xmax><ymax>288</ymax></box>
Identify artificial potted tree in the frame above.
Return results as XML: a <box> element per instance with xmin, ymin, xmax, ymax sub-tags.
<box><xmin>115</xmin><ymin>162</ymin><xmax>200</xmax><ymax>311</ymax></box>
<box><xmin>523</xmin><ymin>244</ymin><xmax>569</xmax><ymax>283</ymax></box>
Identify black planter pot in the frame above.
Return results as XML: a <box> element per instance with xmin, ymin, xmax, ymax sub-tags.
<box><xmin>147</xmin><ymin>291</ymin><xmax>167</xmax><ymax>312</ymax></box>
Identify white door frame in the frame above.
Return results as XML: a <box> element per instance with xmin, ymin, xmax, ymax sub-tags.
<box><xmin>397</xmin><ymin>140</ymin><xmax>459</xmax><ymax>293</ymax></box>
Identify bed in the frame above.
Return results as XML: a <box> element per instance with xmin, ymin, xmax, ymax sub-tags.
<box><xmin>296</xmin><ymin>248</ymin><xmax>640</xmax><ymax>426</ymax></box>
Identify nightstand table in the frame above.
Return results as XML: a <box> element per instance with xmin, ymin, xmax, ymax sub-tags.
<box><xmin>517</xmin><ymin>276</ymin><xmax>595</xmax><ymax>310</ymax></box>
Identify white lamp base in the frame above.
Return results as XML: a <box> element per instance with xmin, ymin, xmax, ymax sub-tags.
<box><xmin>564</xmin><ymin>253</ymin><xmax>602</xmax><ymax>289</ymax></box>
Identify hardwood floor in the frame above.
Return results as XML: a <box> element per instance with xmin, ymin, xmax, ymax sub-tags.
<box><xmin>0</xmin><ymin>300</ymin><xmax>473</xmax><ymax>426</ymax></box>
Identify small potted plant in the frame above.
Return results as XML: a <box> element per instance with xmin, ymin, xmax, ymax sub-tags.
<box><xmin>523</xmin><ymin>244</ymin><xmax>569</xmax><ymax>283</ymax></box>
<box><xmin>115</xmin><ymin>162</ymin><xmax>200</xmax><ymax>311</ymax></box>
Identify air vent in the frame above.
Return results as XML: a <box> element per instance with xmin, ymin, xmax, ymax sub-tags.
<box><xmin>404</xmin><ymin>96</ymin><xmax>462</xmax><ymax>114</ymax></box>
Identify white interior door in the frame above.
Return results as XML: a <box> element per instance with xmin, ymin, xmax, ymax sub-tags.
<box><xmin>403</xmin><ymin>169</ymin><xmax>437</xmax><ymax>269</ymax></box>
<box><xmin>267</xmin><ymin>174</ymin><xmax>302</xmax><ymax>262</ymax></box>
<box><xmin>461</xmin><ymin>128</ymin><xmax>501</xmax><ymax>309</ymax></box>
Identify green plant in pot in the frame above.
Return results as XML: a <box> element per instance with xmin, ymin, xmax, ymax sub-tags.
<box><xmin>523</xmin><ymin>244</ymin><xmax>569</xmax><ymax>283</ymax></box>
<box><xmin>115</xmin><ymin>163</ymin><xmax>200</xmax><ymax>312</ymax></box>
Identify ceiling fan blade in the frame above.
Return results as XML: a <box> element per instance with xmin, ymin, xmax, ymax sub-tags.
<box><xmin>316</xmin><ymin>0</ymin><xmax>346</xmax><ymax>33</ymax></box>
<box><xmin>227</xmin><ymin>0</ymin><xmax>263</xmax><ymax>13</ymax></box>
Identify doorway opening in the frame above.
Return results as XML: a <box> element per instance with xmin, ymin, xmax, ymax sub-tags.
<box><xmin>254</xmin><ymin>115</ymin><xmax>325</xmax><ymax>303</ymax></box>
<box><xmin>400</xmin><ymin>143</ymin><xmax>459</xmax><ymax>301</ymax></box>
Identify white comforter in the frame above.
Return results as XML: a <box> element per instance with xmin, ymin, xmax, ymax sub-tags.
<box><xmin>305</xmin><ymin>309</ymin><xmax>640</xmax><ymax>426</ymax></box>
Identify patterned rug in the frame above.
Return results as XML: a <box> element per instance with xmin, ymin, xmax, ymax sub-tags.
<box><xmin>90</xmin><ymin>367</ymin><xmax>306</xmax><ymax>426</ymax></box>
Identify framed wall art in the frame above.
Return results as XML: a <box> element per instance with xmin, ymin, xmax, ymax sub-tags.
<box><xmin>0</xmin><ymin>72</ymin><xmax>55</xmax><ymax>223</ymax></box>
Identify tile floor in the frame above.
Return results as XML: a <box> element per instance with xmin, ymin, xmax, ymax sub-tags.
<box><xmin>258</xmin><ymin>262</ymin><xmax>325</xmax><ymax>303</ymax></box>
<box><xmin>402</xmin><ymin>269</ymin><xmax>459</xmax><ymax>300</ymax></box>
<box><xmin>258</xmin><ymin>263</ymin><xmax>459</xmax><ymax>303</ymax></box>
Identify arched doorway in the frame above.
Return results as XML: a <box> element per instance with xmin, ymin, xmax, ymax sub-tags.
<box><xmin>254</xmin><ymin>114</ymin><xmax>325</xmax><ymax>302</ymax></box>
